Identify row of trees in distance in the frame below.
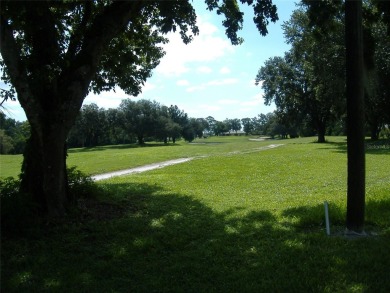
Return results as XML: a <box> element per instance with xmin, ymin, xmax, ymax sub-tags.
<box><xmin>61</xmin><ymin>101</ymin><xmax>324</xmax><ymax>148</ymax></box>
<box><xmin>2</xmin><ymin>98</ymin><xmax>341</xmax><ymax>154</ymax></box>
<box><xmin>68</xmin><ymin>100</ymin><xmax>202</xmax><ymax>147</ymax></box>
<box><xmin>0</xmin><ymin>112</ymin><xmax>30</xmax><ymax>154</ymax></box>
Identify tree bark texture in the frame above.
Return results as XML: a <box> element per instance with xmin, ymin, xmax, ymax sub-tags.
<box><xmin>19</xmin><ymin>97</ymin><xmax>74</xmax><ymax>217</ymax></box>
<box><xmin>345</xmin><ymin>0</ymin><xmax>366</xmax><ymax>232</ymax></box>
<box><xmin>317</xmin><ymin>121</ymin><xmax>326</xmax><ymax>143</ymax></box>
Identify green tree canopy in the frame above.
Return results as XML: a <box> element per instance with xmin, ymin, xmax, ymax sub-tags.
<box><xmin>256</xmin><ymin>7</ymin><xmax>345</xmax><ymax>143</ymax></box>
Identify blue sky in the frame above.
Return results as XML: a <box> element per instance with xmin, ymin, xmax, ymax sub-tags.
<box><xmin>1</xmin><ymin>0</ymin><xmax>297</xmax><ymax>122</ymax></box>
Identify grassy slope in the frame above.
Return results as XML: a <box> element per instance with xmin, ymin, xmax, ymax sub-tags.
<box><xmin>1</xmin><ymin>136</ymin><xmax>272</xmax><ymax>178</ymax></box>
<box><xmin>2</xmin><ymin>136</ymin><xmax>390</xmax><ymax>292</ymax></box>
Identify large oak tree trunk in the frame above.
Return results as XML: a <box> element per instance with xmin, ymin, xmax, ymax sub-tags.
<box><xmin>317</xmin><ymin>121</ymin><xmax>326</xmax><ymax>143</ymax></box>
<box><xmin>20</xmin><ymin>129</ymin><xmax>45</xmax><ymax>212</ymax></box>
<box><xmin>41</xmin><ymin>126</ymin><xmax>69</xmax><ymax>217</ymax></box>
<box><xmin>20</xmin><ymin>111</ymin><xmax>71</xmax><ymax>217</ymax></box>
<box><xmin>369</xmin><ymin>119</ymin><xmax>380</xmax><ymax>140</ymax></box>
<box><xmin>345</xmin><ymin>0</ymin><xmax>366</xmax><ymax>233</ymax></box>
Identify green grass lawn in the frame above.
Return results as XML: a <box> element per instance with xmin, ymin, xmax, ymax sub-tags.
<box><xmin>2</xmin><ymin>136</ymin><xmax>390</xmax><ymax>292</ymax></box>
<box><xmin>1</xmin><ymin>136</ymin><xmax>275</xmax><ymax>178</ymax></box>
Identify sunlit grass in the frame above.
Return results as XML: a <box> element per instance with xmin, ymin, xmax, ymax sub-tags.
<box><xmin>1</xmin><ymin>136</ymin><xmax>273</xmax><ymax>178</ymax></box>
<box><xmin>0</xmin><ymin>155</ymin><xmax>23</xmax><ymax>179</ymax></box>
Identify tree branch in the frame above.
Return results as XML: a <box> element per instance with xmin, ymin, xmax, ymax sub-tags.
<box><xmin>66</xmin><ymin>1</ymin><xmax>93</xmax><ymax>61</ymax></box>
<box><xmin>24</xmin><ymin>1</ymin><xmax>61</xmax><ymax>68</ymax></box>
<box><xmin>59</xmin><ymin>1</ymin><xmax>144</xmax><ymax>101</ymax></box>
<box><xmin>0</xmin><ymin>14</ymin><xmax>43</xmax><ymax>124</ymax></box>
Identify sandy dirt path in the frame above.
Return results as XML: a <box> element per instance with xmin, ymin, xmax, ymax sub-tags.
<box><xmin>92</xmin><ymin>158</ymin><xmax>193</xmax><ymax>181</ymax></box>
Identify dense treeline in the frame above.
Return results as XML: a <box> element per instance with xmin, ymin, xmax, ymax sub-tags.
<box><xmin>2</xmin><ymin>99</ymin><xmax>387</xmax><ymax>154</ymax></box>
<box><xmin>66</xmin><ymin>99</ymin><xmax>350</xmax><ymax>150</ymax></box>
<box><xmin>66</xmin><ymin>100</ymin><xmax>208</xmax><ymax>148</ymax></box>
<box><xmin>0</xmin><ymin>112</ymin><xmax>30</xmax><ymax>154</ymax></box>
<box><xmin>66</xmin><ymin>100</ymin><xmax>291</xmax><ymax>149</ymax></box>
<box><xmin>256</xmin><ymin>2</ymin><xmax>390</xmax><ymax>142</ymax></box>
<box><xmin>0</xmin><ymin>100</ymin><xmax>376</xmax><ymax>154</ymax></box>
<box><xmin>1</xmin><ymin>101</ymin><xmax>332</xmax><ymax>154</ymax></box>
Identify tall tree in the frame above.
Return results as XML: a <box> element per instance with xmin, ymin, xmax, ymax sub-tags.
<box><xmin>345</xmin><ymin>0</ymin><xmax>366</xmax><ymax>233</ymax></box>
<box><xmin>363</xmin><ymin>3</ymin><xmax>390</xmax><ymax>139</ymax></box>
<box><xmin>205</xmin><ymin>116</ymin><xmax>217</xmax><ymax>136</ymax></box>
<box><xmin>214</xmin><ymin>120</ymin><xmax>229</xmax><ymax>136</ymax></box>
<box><xmin>0</xmin><ymin>0</ymin><xmax>278</xmax><ymax>217</ymax></box>
<box><xmin>168</xmin><ymin>104</ymin><xmax>189</xmax><ymax>142</ymax></box>
<box><xmin>256</xmin><ymin>8</ymin><xmax>345</xmax><ymax>143</ymax></box>
<box><xmin>80</xmin><ymin>103</ymin><xmax>107</xmax><ymax>147</ymax></box>
<box><xmin>105</xmin><ymin>108</ymin><xmax>127</xmax><ymax>145</ymax></box>
<box><xmin>230</xmin><ymin>118</ymin><xmax>242</xmax><ymax>133</ymax></box>
<box><xmin>241</xmin><ymin>117</ymin><xmax>253</xmax><ymax>135</ymax></box>
<box><xmin>120</xmin><ymin>99</ymin><xmax>162</xmax><ymax>144</ymax></box>
<box><xmin>302</xmin><ymin>0</ymin><xmax>379</xmax><ymax>232</ymax></box>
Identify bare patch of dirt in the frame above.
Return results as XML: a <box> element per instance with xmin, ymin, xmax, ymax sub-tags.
<box><xmin>92</xmin><ymin>158</ymin><xmax>193</xmax><ymax>181</ymax></box>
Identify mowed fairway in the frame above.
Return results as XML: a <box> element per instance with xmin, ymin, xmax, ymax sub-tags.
<box><xmin>1</xmin><ymin>136</ymin><xmax>279</xmax><ymax>178</ymax></box>
<box><xmin>2</xmin><ymin>136</ymin><xmax>390</xmax><ymax>292</ymax></box>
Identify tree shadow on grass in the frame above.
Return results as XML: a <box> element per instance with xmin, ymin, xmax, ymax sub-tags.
<box><xmin>2</xmin><ymin>183</ymin><xmax>390</xmax><ymax>292</ymax></box>
<box><xmin>365</xmin><ymin>139</ymin><xmax>390</xmax><ymax>155</ymax></box>
<box><xmin>316</xmin><ymin>141</ymin><xmax>348</xmax><ymax>154</ymax></box>
<box><xmin>316</xmin><ymin>139</ymin><xmax>390</xmax><ymax>155</ymax></box>
<box><xmin>282</xmin><ymin>199</ymin><xmax>390</xmax><ymax>233</ymax></box>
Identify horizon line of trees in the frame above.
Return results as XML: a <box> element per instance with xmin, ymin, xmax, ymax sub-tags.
<box><xmin>2</xmin><ymin>97</ymin><xmax>389</xmax><ymax>154</ymax></box>
<box><xmin>6</xmin><ymin>98</ymin><xmax>388</xmax><ymax>154</ymax></box>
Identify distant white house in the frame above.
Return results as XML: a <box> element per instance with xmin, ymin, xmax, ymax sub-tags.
<box><xmin>222</xmin><ymin>130</ymin><xmax>246</xmax><ymax>136</ymax></box>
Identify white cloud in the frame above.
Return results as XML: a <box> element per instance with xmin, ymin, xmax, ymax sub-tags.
<box><xmin>219</xmin><ymin>66</ymin><xmax>231</xmax><ymax>74</ymax></box>
<box><xmin>84</xmin><ymin>81</ymin><xmax>159</xmax><ymax>109</ymax></box>
<box><xmin>185</xmin><ymin>77</ymin><xmax>240</xmax><ymax>93</ymax></box>
<box><xmin>240</xmin><ymin>93</ymin><xmax>264</xmax><ymax>107</ymax></box>
<box><xmin>176</xmin><ymin>80</ymin><xmax>190</xmax><ymax>86</ymax></box>
<box><xmin>185</xmin><ymin>78</ymin><xmax>239</xmax><ymax>93</ymax></box>
<box><xmin>186</xmin><ymin>85</ymin><xmax>205</xmax><ymax>92</ymax></box>
<box><xmin>240</xmin><ymin>100</ymin><xmax>261</xmax><ymax>106</ymax></box>
<box><xmin>142</xmin><ymin>81</ymin><xmax>156</xmax><ymax>92</ymax></box>
<box><xmin>207</xmin><ymin>78</ymin><xmax>238</xmax><ymax>86</ymax></box>
<box><xmin>197</xmin><ymin>66</ymin><xmax>213</xmax><ymax>74</ymax></box>
<box><xmin>199</xmin><ymin>104</ymin><xmax>221</xmax><ymax>112</ymax></box>
<box><xmin>84</xmin><ymin>87</ymin><xmax>128</xmax><ymax>109</ymax></box>
<box><xmin>218</xmin><ymin>99</ymin><xmax>239</xmax><ymax>105</ymax></box>
<box><xmin>155</xmin><ymin>16</ymin><xmax>235</xmax><ymax>76</ymax></box>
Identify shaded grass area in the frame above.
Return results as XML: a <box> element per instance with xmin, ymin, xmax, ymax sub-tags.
<box><xmin>2</xmin><ymin>187</ymin><xmax>389</xmax><ymax>292</ymax></box>
<box><xmin>2</xmin><ymin>137</ymin><xmax>390</xmax><ymax>292</ymax></box>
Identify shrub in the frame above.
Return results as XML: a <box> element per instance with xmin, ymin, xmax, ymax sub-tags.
<box><xmin>1</xmin><ymin>167</ymin><xmax>99</xmax><ymax>236</ymax></box>
<box><xmin>0</xmin><ymin>177</ymin><xmax>38</xmax><ymax>236</ymax></box>
<box><xmin>67</xmin><ymin>166</ymin><xmax>100</xmax><ymax>200</ymax></box>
